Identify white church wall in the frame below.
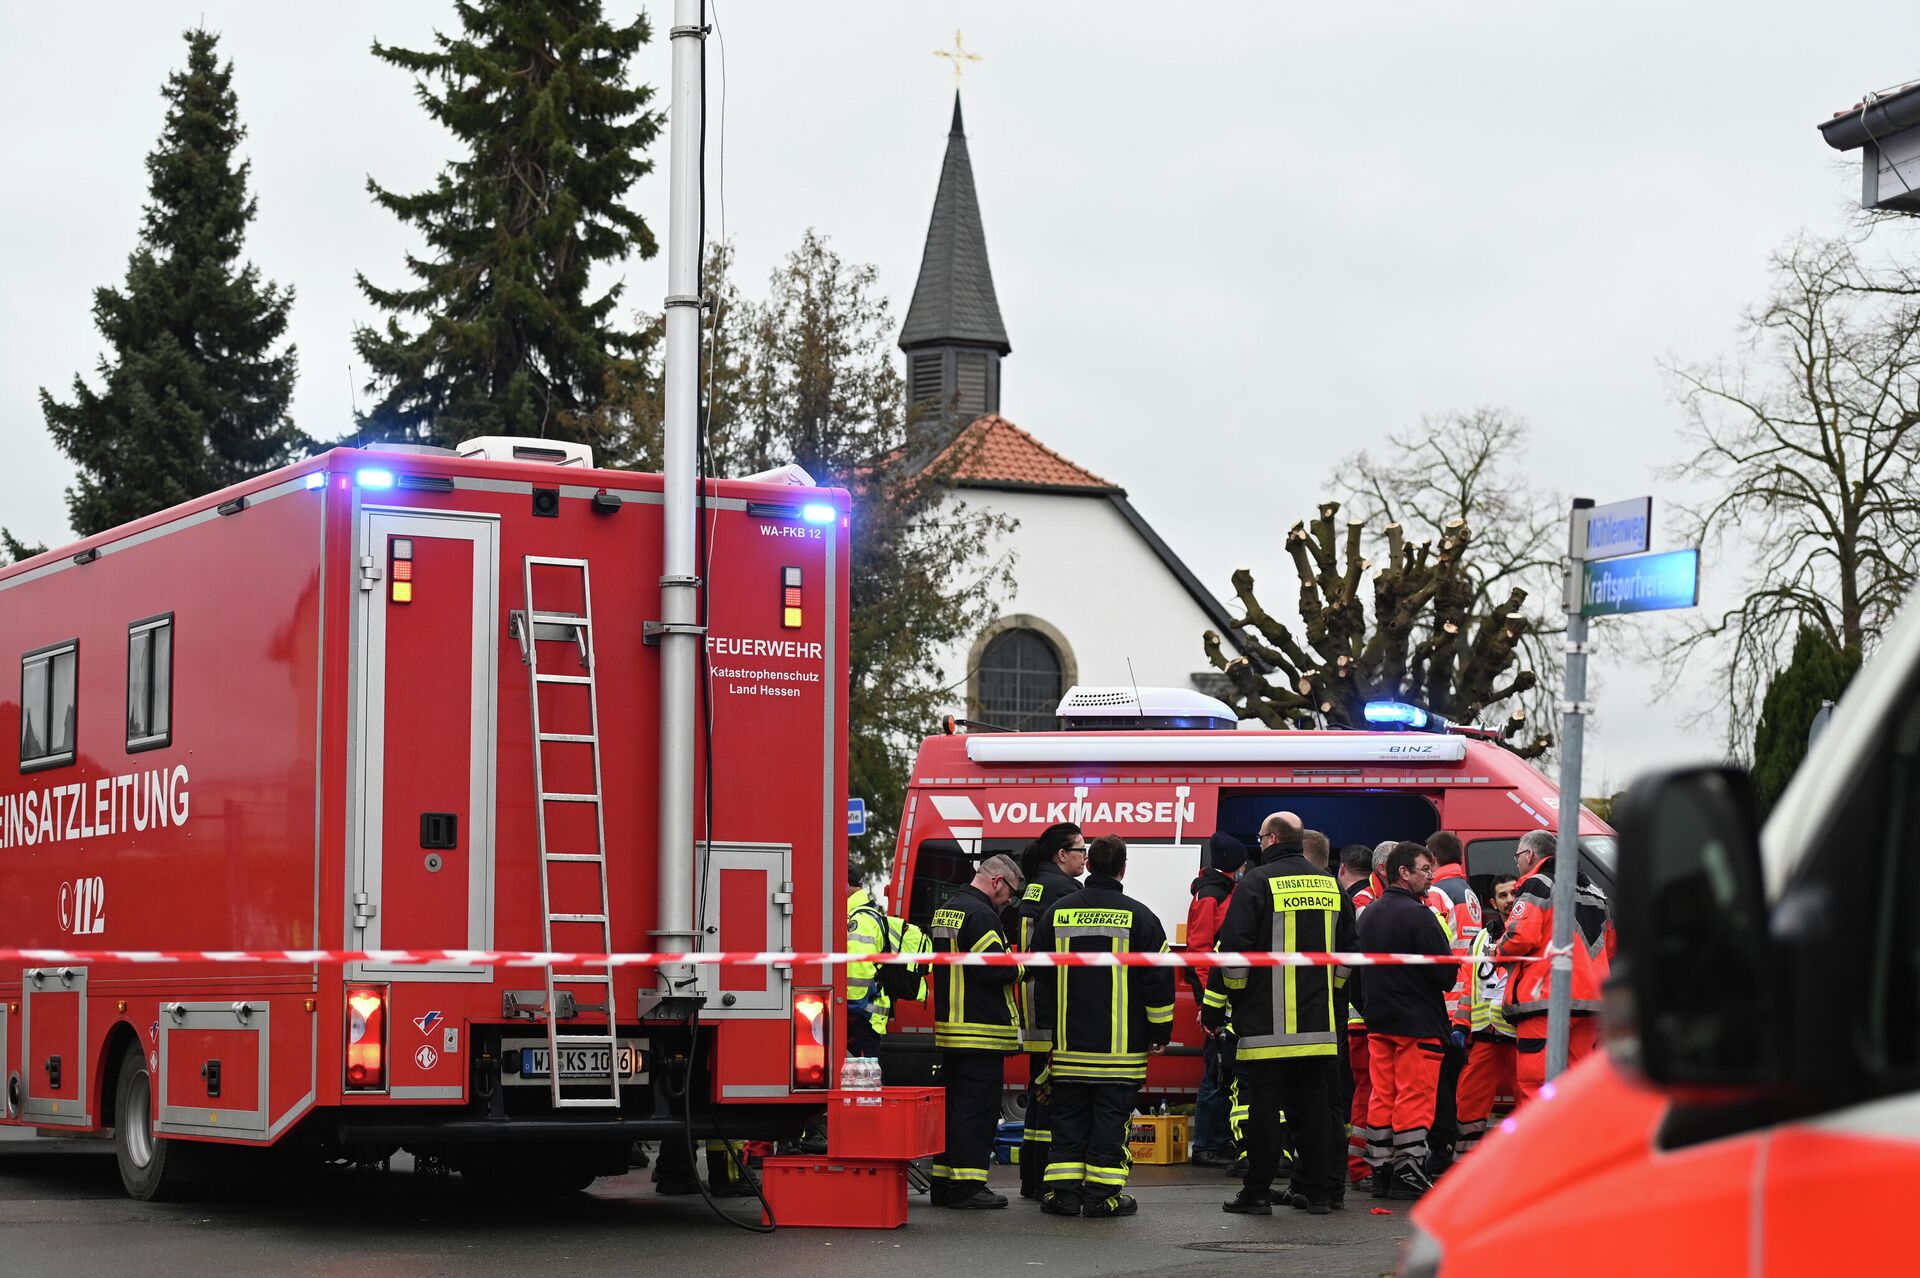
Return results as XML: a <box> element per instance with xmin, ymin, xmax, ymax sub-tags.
<box><xmin>934</xmin><ymin>488</ymin><xmax>1224</xmax><ymax>717</ymax></box>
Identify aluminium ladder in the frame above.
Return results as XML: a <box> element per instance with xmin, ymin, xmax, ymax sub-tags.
<box><xmin>521</xmin><ymin>556</ymin><xmax>621</xmax><ymax>1108</ymax></box>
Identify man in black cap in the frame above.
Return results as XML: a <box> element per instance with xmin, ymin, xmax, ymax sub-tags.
<box><xmin>1185</xmin><ymin>831</ymin><xmax>1246</xmax><ymax>1167</ymax></box>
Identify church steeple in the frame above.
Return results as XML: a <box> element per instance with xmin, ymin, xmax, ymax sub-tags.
<box><xmin>900</xmin><ymin>91</ymin><xmax>1009</xmax><ymax>418</ymax></box>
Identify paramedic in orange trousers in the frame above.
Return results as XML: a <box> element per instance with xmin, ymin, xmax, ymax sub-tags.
<box><xmin>1354</xmin><ymin>842</ymin><xmax>1455</xmax><ymax>1200</ymax></box>
<box><xmin>1452</xmin><ymin>873</ymin><xmax>1519</xmax><ymax>1157</ymax></box>
<box><xmin>1497</xmin><ymin>829</ymin><xmax>1616</xmax><ymax>1104</ymax></box>
<box><xmin>1423</xmin><ymin>830</ymin><xmax>1483</xmax><ymax>1174</ymax></box>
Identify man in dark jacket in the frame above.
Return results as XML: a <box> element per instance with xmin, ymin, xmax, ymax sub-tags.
<box><xmin>1203</xmin><ymin>812</ymin><xmax>1357</xmax><ymax>1216</ymax></box>
<box><xmin>1186</xmin><ymin>831</ymin><xmax>1246</xmax><ymax>1167</ymax></box>
<box><xmin>1032</xmin><ymin>836</ymin><xmax>1176</xmax><ymax>1218</ymax></box>
<box><xmin>930</xmin><ymin>852</ymin><xmax>1025</xmax><ymax>1208</ymax></box>
<box><xmin>1354</xmin><ymin>841</ymin><xmax>1455</xmax><ymax>1200</ymax></box>
<box><xmin>1015</xmin><ymin>823</ymin><xmax>1085</xmax><ymax>1197</ymax></box>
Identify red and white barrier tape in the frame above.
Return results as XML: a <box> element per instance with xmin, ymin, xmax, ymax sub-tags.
<box><xmin>0</xmin><ymin>947</ymin><xmax>1535</xmax><ymax>969</ymax></box>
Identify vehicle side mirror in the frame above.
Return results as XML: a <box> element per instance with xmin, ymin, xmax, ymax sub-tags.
<box><xmin>1610</xmin><ymin>765</ymin><xmax>1781</xmax><ymax>1089</ymax></box>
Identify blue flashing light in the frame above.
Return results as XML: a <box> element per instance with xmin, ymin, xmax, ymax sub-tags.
<box><xmin>801</xmin><ymin>502</ymin><xmax>837</xmax><ymax>525</ymax></box>
<box><xmin>356</xmin><ymin>468</ymin><xmax>395</xmax><ymax>489</ymax></box>
<box><xmin>1363</xmin><ymin>700</ymin><xmax>1429</xmax><ymax>728</ymax></box>
<box><xmin>303</xmin><ymin>473</ymin><xmax>326</xmax><ymax>490</ymax></box>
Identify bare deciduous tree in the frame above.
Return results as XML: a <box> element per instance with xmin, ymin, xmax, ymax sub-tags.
<box><xmin>1330</xmin><ymin>408</ymin><xmax>1565</xmax><ymax>740</ymax></box>
<box><xmin>1655</xmin><ymin>233</ymin><xmax>1920</xmax><ymax>752</ymax></box>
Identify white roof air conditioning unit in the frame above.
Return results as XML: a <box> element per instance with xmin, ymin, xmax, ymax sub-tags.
<box><xmin>455</xmin><ymin>436</ymin><xmax>594</xmax><ymax>468</ymax></box>
<box><xmin>1054</xmin><ymin>685</ymin><xmax>1238</xmax><ymax>731</ymax></box>
<box><xmin>738</xmin><ymin>463</ymin><xmax>817</xmax><ymax>487</ymax></box>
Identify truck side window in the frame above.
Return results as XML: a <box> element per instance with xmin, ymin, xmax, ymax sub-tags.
<box><xmin>126</xmin><ymin>614</ymin><xmax>173</xmax><ymax>752</ymax></box>
<box><xmin>20</xmin><ymin>640</ymin><xmax>78</xmax><ymax>772</ymax></box>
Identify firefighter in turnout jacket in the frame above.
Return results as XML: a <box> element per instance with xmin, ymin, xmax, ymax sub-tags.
<box><xmin>1204</xmin><ymin>813</ymin><xmax>1357</xmax><ymax>1215</ymax></box>
<box><xmin>930</xmin><ymin>853</ymin><xmax>1025</xmax><ymax>1208</ymax></box>
<box><xmin>1497</xmin><ymin>830</ymin><xmax>1616</xmax><ymax>1104</ymax></box>
<box><xmin>1015</xmin><ymin>823</ymin><xmax>1086</xmax><ymax>1197</ymax></box>
<box><xmin>1031</xmin><ymin>836</ymin><xmax>1176</xmax><ymax>1219</ymax></box>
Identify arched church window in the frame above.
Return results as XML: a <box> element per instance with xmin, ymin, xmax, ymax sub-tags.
<box><xmin>977</xmin><ymin>628</ymin><xmax>1062</xmax><ymax>731</ymax></box>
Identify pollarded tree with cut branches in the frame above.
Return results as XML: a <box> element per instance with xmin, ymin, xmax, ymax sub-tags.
<box><xmin>1331</xmin><ymin>407</ymin><xmax>1566</xmax><ymax>738</ymax></box>
<box><xmin>1204</xmin><ymin>502</ymin><xmax>1549</xmax><ymax>757</ymax></box>
<box><xmin>1652</xmin><ymin>233</ymin><xmax>1920</xmax><ymax>752</ymax></box>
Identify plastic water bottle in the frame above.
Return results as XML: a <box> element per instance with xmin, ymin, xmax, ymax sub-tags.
<box><xmin>838</xmin><ymin>1055</ymin><xmax>861</xmax><ymax>1090</ymax></box>
<box><xmin>861</xmin><ymin>1057</ymin><xmax>882</xmax><ymax>1089</ymax></box>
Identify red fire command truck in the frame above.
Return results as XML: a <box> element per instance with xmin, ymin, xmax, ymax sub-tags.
<box><xmin>882</xmin><ymin>687</ymin><xmax>1615</xmax><ymax>1106</ymax></box>
<box><xmin>0</xmin><ymin>440</ymin><xmax>849</xmax><ymax>1199</ymax></box>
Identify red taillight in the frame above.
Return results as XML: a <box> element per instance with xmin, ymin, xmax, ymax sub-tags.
<box><xmin>345</xmin><ymin>986</ymin><xmax>387</xmax><ymax>1091</ymax></box>
<box><xmin>793</xmin><ymin>989</ymin><xmax>829</xmax><ymax>1089</ymax></box>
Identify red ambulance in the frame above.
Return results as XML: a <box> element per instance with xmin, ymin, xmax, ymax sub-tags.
<box><xmin>882</xmin><ymin>687</ymin><xmax>1616</xmax><ymax>1106</ymax></box>
<box><xmin>1401</xmin><ymin>589</ymin><xmax>1920</xmax><ymax>1275</ymax></box>
<box><xmin>0</xmin><ymin>440</ymin><xmax>849</xmax><ymax>1199</ymax></box>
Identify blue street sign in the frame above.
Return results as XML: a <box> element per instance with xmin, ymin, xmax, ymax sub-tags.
<box><xmin>1581</xmin><ymin>548</ymin><xmax>1700</xmax><ymax>618</ymax></box>
<box><xmin>847</xmin><ymin>798</ymin><xmax>867</xmax><ymax>837</ymax></box>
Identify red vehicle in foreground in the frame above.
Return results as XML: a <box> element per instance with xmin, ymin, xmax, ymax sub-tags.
<box><xmin>0</xmin><ymin>439</ymin><xmax>849</xmax><ymax>1198</ymax></box>
<box><xmin>882</xmin><ymin>687</ymin><xmax>1615</xmax><ymax>1109</ymax></box>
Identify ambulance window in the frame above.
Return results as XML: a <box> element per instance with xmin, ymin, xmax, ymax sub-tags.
<box><xmin>126</xmin><ymin>614</ymin><xmax>173</xmax><ymax>752</ymax></box>
<box><xmin>977</xmin><ymin>629</ymin><xmax>1062</xmax><ymax>731</ymax></box>
<box><xmin>905</xmin><ymin>837</ymin><xmax>1025</xmax><ymax>933</ymax></box>
<box><xmin>20</xmin><ymin>640</ymin><xmax>78</xmax><ymax>772</ymax></box>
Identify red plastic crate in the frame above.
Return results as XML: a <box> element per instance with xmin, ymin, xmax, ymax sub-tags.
<box><xmin>759</xmin><ymin>1156</ymin><xmax>909</xmax><ymax>1229</ymax></box>
<box><xmin>826</xmin><ymin>1086</ymin><xmax>944</xmax><ymax>1160</ymax></box>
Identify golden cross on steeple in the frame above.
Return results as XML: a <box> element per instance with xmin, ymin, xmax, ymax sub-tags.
<box><xmin>933</xmin><ymin>30</ymin><xmax>981</xmax><ymax>88</ymax></box>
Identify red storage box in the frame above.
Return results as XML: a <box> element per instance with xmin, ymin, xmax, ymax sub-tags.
<box><xmin>826</xmin><ymin>1087</ymin><xmax>943</xmax><ymax>1160</ymax></box>
<box><xmin>825</xmin><ymin>1082</ymin><xmax>944</xmax><ymax>1151</ymax></box>
<box><xmin>759</xmin><ymin>1156</ymin><xmax>909</xmax><ymax>1229</ymax></box>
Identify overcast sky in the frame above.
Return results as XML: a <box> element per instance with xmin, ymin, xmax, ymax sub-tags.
<box><xmin>4</xmin><ymin>2</ymin><xmax>1915</xmax><ymax>794</ymax></box>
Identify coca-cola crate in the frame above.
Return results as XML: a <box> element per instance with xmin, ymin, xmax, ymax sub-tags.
<box><xmin>826</xmin><ymin>1086</ymin><xmax>943</xmax><ymax>1160</ymax></box>
<box><xmin>759</xmin><ymin>1156</ymin><xmax>909</xmax><ymax>1229</ymax></box>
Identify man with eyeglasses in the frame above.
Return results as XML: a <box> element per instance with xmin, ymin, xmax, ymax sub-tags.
<box><xmin>929</xmin><ymin>852</ymin><xmax>1026</xmax><ymax>1208</ymax></box>
<box><xmin>1016</xmin><ymin>824</ymin><xmax>1086</xmax><ymax>1197</ymax></box>
<box><xmin>1354</xmin><ymin>842</ymin><xmax>1456</xmax><ymax>1200</ymax></box>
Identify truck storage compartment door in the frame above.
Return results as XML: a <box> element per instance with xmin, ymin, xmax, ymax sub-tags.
<box><xmin>699</xmin><ymin>842</ymin><xmax>792</xmax><ymax>1017</ymax></box>
<box><xmin>156</xmin><ymin>1002</ymin><xmax>269</xmax><ymax>1138</ymax></box>
<box><xmin>352</xmin><ymin>510</ymin><xmax>498</xmax><ymax>979</ymax></box>
<box><xmin>21</xmin><ymin>967</ymin><xmax>87</xmax><ymax>1127</ymax></box>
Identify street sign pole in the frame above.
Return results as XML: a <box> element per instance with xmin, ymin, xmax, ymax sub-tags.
<box><xmin>1546</xmin><ymin>498</ymin><xmax>1594</xmax><ymax>1082</ymax></box>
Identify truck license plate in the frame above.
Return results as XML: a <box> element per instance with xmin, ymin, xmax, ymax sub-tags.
<box><xmin>521</xmin><ymin>1045</ymin><xmax>640</xmax><ymax>1080</ymax></box>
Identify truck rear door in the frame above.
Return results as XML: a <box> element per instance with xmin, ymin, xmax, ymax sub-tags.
<box><xmin>350</xmin><ymin>509</ymin><xmax>499</xmax><ymax>978</ymax></box>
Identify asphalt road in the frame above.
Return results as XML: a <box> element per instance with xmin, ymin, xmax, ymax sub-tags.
<box><xmin>0</xmin><ymin>1132</ymin><xmax>1410</xmax><ymax>1278</ymax></box>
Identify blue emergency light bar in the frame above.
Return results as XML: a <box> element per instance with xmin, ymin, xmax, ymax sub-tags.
<box><xmin>1363</xmin><ymin>700</ymin><xmax>1452</xmax><ymax>732</ymax></box>
<box><xmin>356</xmin><ymin>468</ymin><xmax>396</xmax><ymax>489</ymax></box>
<box><xmin>801</xmin><ymin>502</ymin><xmax>837</xmax><ymax>524</ymax></box>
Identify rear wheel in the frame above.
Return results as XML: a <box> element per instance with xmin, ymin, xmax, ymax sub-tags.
<box><xmin>113</xmin><ymin>1041</ymin><xmax>203</xmax><ymax>1201</ymax></box>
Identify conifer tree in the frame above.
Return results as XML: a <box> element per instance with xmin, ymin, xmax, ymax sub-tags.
<box><xmin>354</xmin><ymin>1</ymin><xmax>662</xmax><ymax>447</ymax></box>
<box><xmin>40</xmin><ymin>28</ymin><xmax>300</xmax><ymax>537</ymax></box>
<box><xmin>1751</xmin><ymin>625</ymin><xmax>1861</xmax><ymax>816</ymax></box>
